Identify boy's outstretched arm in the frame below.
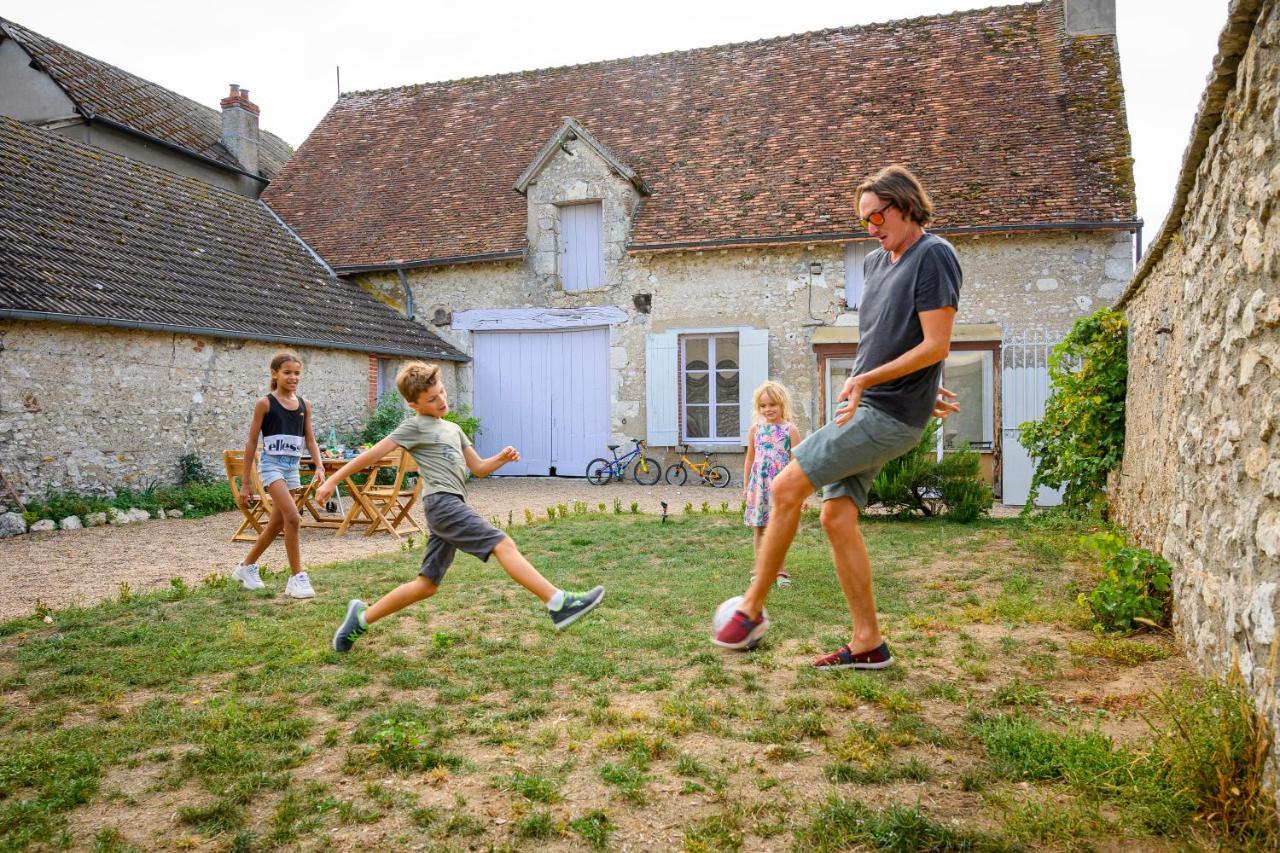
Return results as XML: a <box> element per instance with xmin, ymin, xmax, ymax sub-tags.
<box><xmin>315</xmin><ymin>436</ymin><xmax>401</xmax><ymax>504</ymax></box>
<box><xmin>465</xmin><ymin>445</ymin><xmax>519</xmax><ymax>478</ymax></box>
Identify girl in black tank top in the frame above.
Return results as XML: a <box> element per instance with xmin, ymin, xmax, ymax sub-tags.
<box><xmin>233</xmin><ymin>351</ymin><xmax>326</xmax><ymax>600</ymax></box>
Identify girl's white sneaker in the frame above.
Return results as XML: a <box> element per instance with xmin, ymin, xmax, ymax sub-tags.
<box><xmin>232</xmin><ymin>563</ymin><xmax>265</xmax><ymax>590</ymax></box>
<box><xmin>284</xmin><ymin>571</ymin><xmax>315</xmax><ymax>599</ymax></box>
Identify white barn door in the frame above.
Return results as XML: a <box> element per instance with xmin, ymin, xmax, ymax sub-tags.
<box><xmin>1001</xmin><ymin>332</ymin><xmax>1064</xmax><ymax>507</ymax></box>
<box><xmin>472</xmin><ymin>328</ymin><xmax>609</xmax><ymax>476</ymax></box>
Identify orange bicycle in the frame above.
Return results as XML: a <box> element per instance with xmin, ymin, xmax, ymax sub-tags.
<box><xmin>664</xmin><ymin>445</ymin><xmax>731</xmax><ymax>487</ymax></box>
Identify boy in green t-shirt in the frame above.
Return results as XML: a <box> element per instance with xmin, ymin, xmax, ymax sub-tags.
<box><xmin>316</xmin><ymin>362</ymin><xmax>604</xmax><ymax>652</ymax></box>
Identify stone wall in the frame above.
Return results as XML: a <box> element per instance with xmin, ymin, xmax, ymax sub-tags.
<box><xmin>1112</xmin><ymin>0</ymin><xmax>1279</xmax><ymax>781</ymax></box>
<box><xmin>0</xmin><ymin>320</ymin><xmax>458</xmax><ymax>499</ymax></box>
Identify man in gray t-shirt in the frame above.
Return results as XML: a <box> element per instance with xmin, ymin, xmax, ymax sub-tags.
<box><xmin>714</xmin><ymin>166</ymin><xmax>962</xmax><ymax>671</ymax></box>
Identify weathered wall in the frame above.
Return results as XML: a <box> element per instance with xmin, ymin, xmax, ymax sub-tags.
<box><xmin>53</xmin><ymin>122</ymin><xmax>264</xmax><ymax>198</ymax></box>
<box><xmin>0</xmin><ymin>36</ymin><xmax>76</xmax><ymax>122</ymax></box>
<box><xmin>0</xmin><ymin>321</ymin><xmax>458</xmax><ymax>498</ymax></box>
<box><xmin>362</xmin><ymin>227</ymin><xmax>1130</xmax><ymax>451</ymax></box>
<box><xmin>1112</xmin><ymin>0</ymin><xmax>1280</xmax><ymax>779</ymax></box>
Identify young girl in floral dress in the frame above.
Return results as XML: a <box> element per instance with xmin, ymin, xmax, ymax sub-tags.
<box><xmin>743</xmin><ymin>381</ymin><xmax>802</xmax><ymax>587</ymax></box>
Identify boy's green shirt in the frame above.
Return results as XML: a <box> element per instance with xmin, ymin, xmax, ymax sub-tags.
<box><xmin>387</xmin><ymin>414</ymin><xmax>471</xmax><ymax>499</ymax></box>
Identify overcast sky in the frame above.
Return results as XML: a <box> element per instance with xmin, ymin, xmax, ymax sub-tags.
<box><xmin>4</xmin><ymin>1</ymin><xmax>1226</xmax><ymax>249</ymax></box>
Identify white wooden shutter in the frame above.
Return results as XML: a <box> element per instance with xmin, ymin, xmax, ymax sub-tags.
<box><xmin>560</xmin><ymin>202</ymin><xmax>603</xmax><ymax>292</ymax></box>
<box><xmin>645</xmin><ymin>331</ymin><xmax>679</xmax><ymax>446</ymax></box>
<box><xmin>737</xmin><ymin>328</ymin><xmax>769</xmax><ymax>444</ymax></box>
<box><xmin>844</xmin><ymin>241</ymin><xmax>870</xmax><ymax>309</ymax></box>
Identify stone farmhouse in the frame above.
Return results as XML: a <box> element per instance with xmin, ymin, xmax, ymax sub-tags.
<box><xmin>0</xmin><ymin>18</ymin><xmax>464</xmax><ymax>499</ymax></box>
<box><xmin>265</xmin><ymin>0</ymin><xmax>1138</xmax><ymax>497</ymax></box>
<box><xmin>1112</xmin><ymin>0</ymin><xmax>1280</xmax><ymax>783</ymax></box>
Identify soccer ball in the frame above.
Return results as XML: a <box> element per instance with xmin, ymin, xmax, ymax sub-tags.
<box><xmin>712</xmin><ymin>595</ymin><xmax>769</xmax><ymax>649</ymax></box>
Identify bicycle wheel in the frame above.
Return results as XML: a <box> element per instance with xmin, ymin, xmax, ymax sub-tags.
<box><xmin>665</xmin><ymin>463</ymin><xmax>688</xmax><ymax>486</ymax></box>
<box><xmin>632</xmin><ymin>456</ymin><xmax>663</xmax><ymax>485</ymax></box>
<box><xmin>708</xmin><ymin>465</ymin><xmax>732</xmax><ymax>488</ymax></box>
<box><xmin>586</xmin><ymin>458</ymin><xmax>613</xmax><ymax>486</ymax></box>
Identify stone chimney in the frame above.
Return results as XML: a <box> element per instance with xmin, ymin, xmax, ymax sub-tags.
<box><xmin>1064</xmin><ymin>0</ymin><xmax>1116</xmax><ymax>36</ymax></box>
<box><xmin>219</xmin><ymin>83</ymin><xmax>260</xmax><ymax>175</ymax></box>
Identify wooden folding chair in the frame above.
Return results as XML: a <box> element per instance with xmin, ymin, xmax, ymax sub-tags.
<box><xmin>359</xmin><ymin>449</ymin><xmax>424</xmax><ymax>539</ymax></box>
<box><xmin>224</xmin><ymin>450</ymin><xmax>267</xmax><ymax>542</ymax></box>
<box><xmin>334</xmin><ymin>450</ymin><xmax>401</xmax><ymax>537</ymax></box>
<box><xmin>224</xmin><ymin>450</ymin><xmax>316</xmax><ymax>542</ymax></box>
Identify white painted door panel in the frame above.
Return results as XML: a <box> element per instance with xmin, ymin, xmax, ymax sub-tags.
<box><xmin>472</xmin><ymin>328</ymin><xmax>609</xmax><ymax>477</ymax></box>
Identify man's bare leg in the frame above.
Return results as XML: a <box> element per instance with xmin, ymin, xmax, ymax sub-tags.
<box><xmin>741</xmin><ymin>461</ymin><xmax>815</xmax><ymax>617</ymax></box>
<box><xmin>820</xmin><ymin>496</ymin><xmax>883</xmax><ymax>653</ymax></box>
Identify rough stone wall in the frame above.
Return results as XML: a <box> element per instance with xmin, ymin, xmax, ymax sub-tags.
<box><xmin>1112</xmin><ymin>0</ymin><xmax>1280</xmax><ymax>776</ymax></box>
<box><xmin>361</xmin><ymin>228</ymin><xmax>1128</xmax><ymax>460</ymax></box>
<box><xmin>0</xmin><ymin>321</ymin><xmax>457</xmax><ymax>498</ymax></box>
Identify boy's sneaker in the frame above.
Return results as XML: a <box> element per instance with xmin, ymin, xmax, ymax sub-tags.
<box><xmin>776</xmin><ymin>572</ymin><xmax>792</xmax><ymax>588</ymax></box>
<box><xmin>813</xmin><ymin>641</ymin><xmax>894</xmax><ymax>671</ymax></box>
<box><xmin>712</xmin><ymin>609</ymin><xmax>770</xmax><ymax>650</ymax></box>
<box><xmin>549</xmin><ymin>586</ymin><xmax>605</xmax><ymax>631</ymax></box>
<box><xmin>231</xmin><ymin>563</ymin><xmax>264</xmax><ymax>590</ymax></box>
<box><xmin>332</xmin><ymin>599</ymin><xmax>367</xmax><ymax>652</ymax></box>
<box><xmin>284</xmin><ymin>571</ymin><xmax>315</xmax><ymax>599</ymax></box>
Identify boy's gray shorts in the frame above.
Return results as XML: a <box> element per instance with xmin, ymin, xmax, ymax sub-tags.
<box><xmin>793</xmin><ymin>404</ymin><xmax>924</xmax><ymax>511</ymax></box>
<box><xmin>419</xmin><ymin>492</ymin><xmax>507</xmax><ymax>585</ymax></box>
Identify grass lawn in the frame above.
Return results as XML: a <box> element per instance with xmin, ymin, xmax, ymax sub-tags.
<box><xmin>0</xmin><ymin>509</ymin><xmax>1246</xmax><ymax>851</ymax></box>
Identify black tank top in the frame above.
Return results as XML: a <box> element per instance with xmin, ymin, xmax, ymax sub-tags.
<box><xmin>260</xmin><ymin>394</ymin><xmax>307</xmax><ymax>456</ymax></box>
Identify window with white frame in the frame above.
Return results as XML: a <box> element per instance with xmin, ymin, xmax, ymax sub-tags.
<box><xmin>644</xmin><ymin>328</ymin><xmax>768</xmax><ymax>447</ymax></box>
<box><xmin>824</xmin><ymin>357</ymin><xmax>857</xmax><ymax>424</ymax></box>
<box><xmin>843</xmin><ymin>240</ymin><xmax>873</xmax><ymax>310</ymax></box>
<box><xmin>939</xmin><ymin>350</ymin><xmax>994</xmax><ymax>451</ymax></box>
<box><xmin>559</xmin><ymin>201</ymin><xmax>603</xmax><ymax>291</ymax></box>
<box><xmin>682</xmin><ymin>335</ymin><xmax>740</xmax><ymax>442</ymax></box>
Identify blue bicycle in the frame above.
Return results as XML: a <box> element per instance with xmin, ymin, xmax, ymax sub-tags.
<box><xmin>585</xmin><ymin>438</ymin><xmax>663</xmax><ymax>485</ymax></box>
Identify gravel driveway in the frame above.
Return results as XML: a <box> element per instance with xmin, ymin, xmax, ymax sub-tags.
<box><xmin>0</xmin><ymin>477</ymin><xmax>750</xmax><ymax>621</ymax></box>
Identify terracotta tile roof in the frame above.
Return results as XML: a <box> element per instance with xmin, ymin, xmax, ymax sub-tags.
<box><xmin>264</xmin><ymin>0</ymin><xmax>1136</xmax><ymax>270</ymax></box>
<box><xmin>0</xmin><ymin>117</ymin><xmax>465</xmax><ymax>361</ymax></box>
<box><xmin>0</xmin><ymin>17</ymin><xmax>292</xmax><ymax>180</ymax></box>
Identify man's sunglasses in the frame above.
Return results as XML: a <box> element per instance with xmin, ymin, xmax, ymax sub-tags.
<box><xmin>859</xmin><ymin>201</ymin><xmax>893</xmax><ymax>229</ymax></box>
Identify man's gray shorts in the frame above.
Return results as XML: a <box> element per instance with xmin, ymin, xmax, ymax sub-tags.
<box><xmin>793</xmin><ymin>404</ymin><xmax>924</xmax><ymax>510</ymax></box>
<box><xmin>419</xmin><ymin>492</ymin><xmax>507</xmax><ymax>585</ymax></box>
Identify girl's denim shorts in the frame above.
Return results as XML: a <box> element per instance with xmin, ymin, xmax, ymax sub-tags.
<box><xmin>258</xmin><ymin>453</ymin><xmax>302</xmax><ymax>490</ymax></box>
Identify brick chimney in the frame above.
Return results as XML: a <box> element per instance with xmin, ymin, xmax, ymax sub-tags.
<box><xmin>1064</xmin><ymin>0</ymin><xmax>1115</xmax><ymax>36</ymax></box>
<box><xmin>220</xmin><ymin>83</ymin><xmax>260</xmax><ymax>175</ymax></box>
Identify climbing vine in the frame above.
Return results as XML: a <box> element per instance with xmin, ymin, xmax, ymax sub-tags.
<box><xmin>1020</xmin><ymin>308</ymin><xmax>1128</xmax><ymax>515</ymax></box>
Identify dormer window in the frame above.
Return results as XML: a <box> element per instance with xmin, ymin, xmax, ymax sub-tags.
<box><xmin>559</xmin><ymin>201</ymin><xmax>603</xmax><ymax>291</ymax></box>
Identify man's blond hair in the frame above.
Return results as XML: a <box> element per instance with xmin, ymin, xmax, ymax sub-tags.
<box><xmin>396</xmin><ymin>361</ymin><xmax>441</xmax><ymax>403</ymax></box>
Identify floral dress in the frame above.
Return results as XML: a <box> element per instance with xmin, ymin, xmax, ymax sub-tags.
<box><xmin>744</xmin><ymin>422</ymin><xmax>793</xmax><ymax>527</ymax></box>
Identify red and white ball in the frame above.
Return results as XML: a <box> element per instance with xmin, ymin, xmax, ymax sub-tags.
<box><xmin>712</xmin><ymin>595</ymin><xmax>769</xmax><ymax>649</ymax></box>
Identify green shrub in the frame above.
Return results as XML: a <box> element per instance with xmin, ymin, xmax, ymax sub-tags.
<box><xmin>360</xmin><ymin>394</ymin><xmax>412</xmax><ymax>444</ymax></box>
<box><xmin>868</xmin><ymin>420</ymin><xmax>993</xmax><ymax>521</ymax></box>
<box><xmin>172</xmin><ymin>482</ymin><xmax>237</xmax><ymax>517</ymax></box>
<box><xmin>360</xmin><ymin>394</ymin><xmax>482</xmax><ymax>445</ymax></box>
<box><xmin>20</xmin><ymin>481</ymin><xmax>235</xmax><ymax>522</ymax></box>
<box><xmin>24</xmin><ymin>491</ymin><xmax>111</xmax><ymax>520</ymax></box>
<box><xmin>1082</xmin><ymin>545</ymin><xmax>1171</xmax><ymax>632</ymax></box>
<box><xmin>178</xmin><ymin>452</ymin><xmax>214</xmax><ymax>485</ymax></box>
<box><xmin>1019</xmin><ymin>308</ymin><xmax>1127</xmax><ymax>516</ymax></box>
<box><xmin>443</xmin><ymin>406</ymin><xmax>481</xmax><ymax>442</ymax></box>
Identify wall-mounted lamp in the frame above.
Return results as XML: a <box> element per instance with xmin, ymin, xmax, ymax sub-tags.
<box><xmin>806</xmin><ymin>261</ymin><xmax>825</xmax><ymax>322</ymax></box>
